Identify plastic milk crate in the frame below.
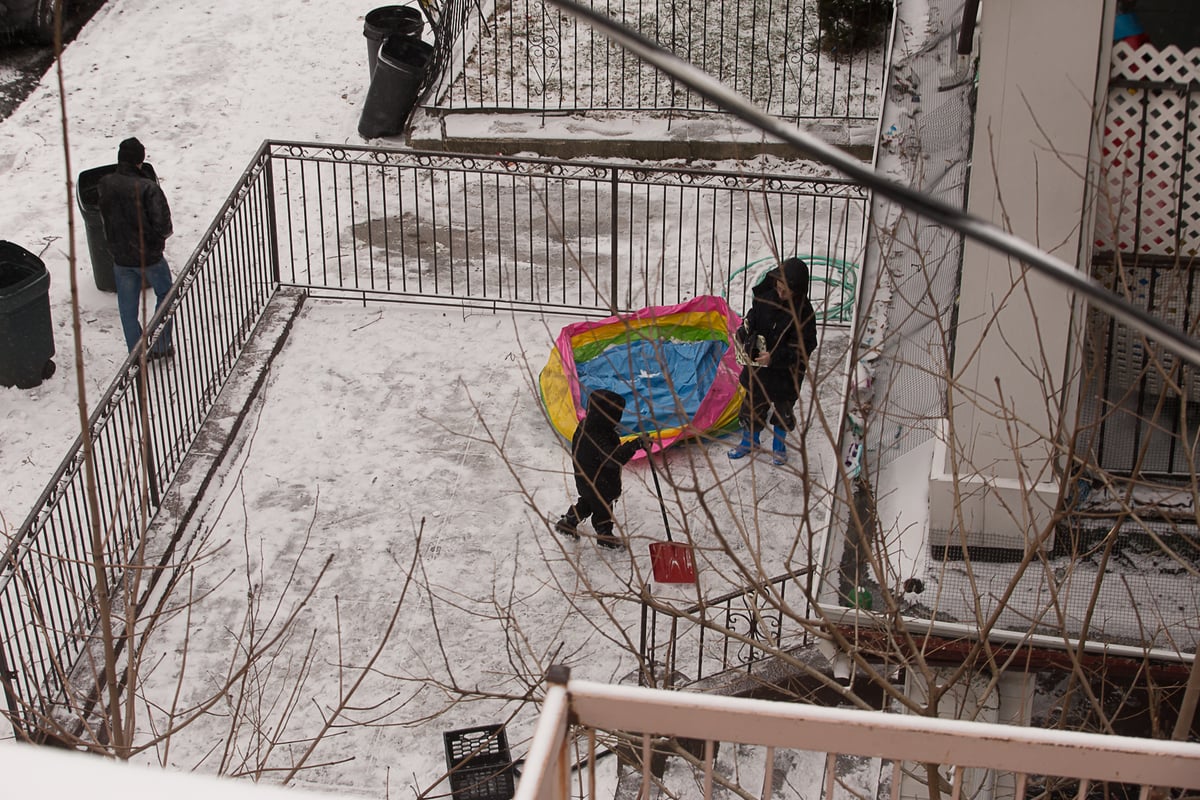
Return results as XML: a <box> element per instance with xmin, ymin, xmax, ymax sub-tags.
<box><xmin>442</xmin><ymin>724</ymin><xmax>515</xmax><ymax>800</ymax></box>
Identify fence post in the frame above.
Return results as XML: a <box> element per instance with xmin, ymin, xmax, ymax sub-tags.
<box><xmin>0</xmin><ymin>642</ymin><xmax>24</xmax><ymax>738</ymax></box>
<box><xmin>262</xmin><ymin>144</ymin><xmax>282</xmax><ymax>287</ymax></box>
<box><xmin>610</xmin><ymin>167</ymin><xmax>619</xmax><ymax>315</ymax></box>
<box><xmin>135</xmin><ymin>368</ymin><xmax>161</xmax><ymax>508</ymax></box>
<box><xmin>638</xmin><ymin>597</ymin><xmax>651</xmax><ymax>687</ymax></box>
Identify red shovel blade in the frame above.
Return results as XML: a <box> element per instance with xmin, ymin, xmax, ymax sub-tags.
<box><xmin>649</xmin><ymin>541</ymin><xmax>696</xmax><ymax>583</ymax></box>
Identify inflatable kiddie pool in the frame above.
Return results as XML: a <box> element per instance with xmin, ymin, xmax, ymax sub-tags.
<box><xmin>539</xmin><ymin>295</ymin><xmax>744</xmax><ymax>457</ymax></box>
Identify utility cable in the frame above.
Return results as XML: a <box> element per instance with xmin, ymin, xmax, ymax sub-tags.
<box><xmin>543</xmin><ymin>0</ymin><xmax>1200</xmax><ymax>369</ymax></box>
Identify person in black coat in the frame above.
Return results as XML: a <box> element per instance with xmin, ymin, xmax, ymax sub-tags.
<box><xmin>728</xmin><ymin>256</ymin><xmax>819</xmax><ymax>465</ymax></box>
<box><xmin>556</xmin><ymin>389</ymin><xmax>642</xmax><ymax>549</ymax></box>
<box><xmin>98</xmin><ymin>137</ymin><xmax>176</xmax><ymax>359</ymax></box>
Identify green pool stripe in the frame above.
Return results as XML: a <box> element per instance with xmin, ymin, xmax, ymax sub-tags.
<box><xmin>574</xmin><ymin>323</ymin><xmax>727</xmax><ymax>363</ymax></box>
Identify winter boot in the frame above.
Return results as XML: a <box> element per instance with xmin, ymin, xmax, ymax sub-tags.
<box><xmin>555</xmin><ymin>512</ymin><xmax>580</xmax><ymax>539</ymax></box>
<box><xmin>727</xmin><ymin>429</ymin><xmax>760</xmax><ymax>459</ymax></box>
<box><xmin>595</xmin><ymin>525</ymin><xmax>624</xmax><ymax>550</ymax></box>
<box><xmin>771</xmin><ymin>425</ymin><xmax>788</xmax><ymax>465</ymax></box>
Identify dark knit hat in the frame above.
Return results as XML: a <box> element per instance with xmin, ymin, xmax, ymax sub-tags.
<box><xmin>118</xmin><ymin>137</ymin><xmax>145</xmax><ymax>165</ymax></box>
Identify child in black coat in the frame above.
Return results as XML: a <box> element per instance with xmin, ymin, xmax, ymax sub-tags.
<box><xmin>556</xmin><ymin>389</ymin><xmax>642</xmax><ymax>549</ymax></box>
<box><xmin>728</xmin><ymin>256</ymin><xmax>819</xmax><ymax>465</ymax></box>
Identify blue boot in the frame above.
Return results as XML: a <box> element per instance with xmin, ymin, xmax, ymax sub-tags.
<box><xmin>771</xmin><ymin>426</ymin><xmax>788</xmax><ymax>465</ymax></box>
<box><xmin>727</xmin><ymin>429</ymin><xmax>759</xmax><ymax>459</ymax></box>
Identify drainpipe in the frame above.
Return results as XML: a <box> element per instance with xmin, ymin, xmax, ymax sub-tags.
<box><xmin>958</xmin><ymin>0</ymin><xmax>980</xmax><ymax>55</ymax></box>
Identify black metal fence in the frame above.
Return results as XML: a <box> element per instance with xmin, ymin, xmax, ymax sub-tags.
<box><xmin>426</xmin><ymin>0</ymin><xmax>890</xmax><ymax>121</ymax></box>
<box><xmin>1081</xmin><ymin>256</ymin><xmax>1198</xmax><ymax>480</ymax></box>
<box><xmin>270</xmin><ymin>143</ymin><xmax>867</xmax><ymax>320</ymax></box>
<box><xmin>1095</xmin><ymin>50</ymin><xmax>1200</xmax><ymax>262</ymax></box>
<box><xmin>0</xmin><ymin>141</ymin><xmax>864</xmax><ymax>735</ymax></box>
<box><xmin>638</xmin><ymin>567</ymin><xmax>814</xmax><ymax>688</ymax></box>
<box><xmin>0</xmin><ymin>148</ymin><xmax>280</xmax><ymax>735</ymax></box>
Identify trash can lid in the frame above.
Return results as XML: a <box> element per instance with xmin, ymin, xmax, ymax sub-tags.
<box><xmin>379</xmin><ymin>36</ymin><xmax>433</xmax><ymax>70</ymax></box>
<box><xmin>77</xmin><ymin>162</ymin><xmax>160</xmax><ymax>206</ymax></box>
<box><xmin>364</xmin><ymin>5</ymin><xmax>423</xmax><ymax>38</ymax></box>
<box><xmin>0</xmin><ymin>241</ymin><xmax>49</xmax><ymax>296</ymax></box>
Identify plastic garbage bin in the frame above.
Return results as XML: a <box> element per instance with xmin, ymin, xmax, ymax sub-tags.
<box><xmin>0</xmin><ymin>241</ymin><xmax>56</xmax><ymax>389</ymax></box>
<box><xmin>358</xmin><ymin>37</ymin><xmax>434</xmax><ymax>139</ymax></box>
<box><xmin>77</xmin><ymin>162</ymin><xmax>159</xmax><ymax>293</ymax></box>
<box><xmin>77</xmin><ymin>164</ymin><xmax>118</xmax><ymax>292</ymax></box>
<box><xmin>364</xmin><ymin>5</ymin><xmax>423</xmax><ymax>79</ymax></box>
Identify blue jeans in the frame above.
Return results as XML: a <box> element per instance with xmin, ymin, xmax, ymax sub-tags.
<box><xmin>113</xmin><ymin>260</ymin><xmax>174</xmax><ymax>354</ymax></box>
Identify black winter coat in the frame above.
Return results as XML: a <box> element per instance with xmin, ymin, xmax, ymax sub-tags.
<box><xmin>571</xmin><ymin>389</ymin><xmax>640</xmax><ymax>502</ymax></box>
<box><xmin>98</xmin><ymin>163</ymin><xmax>174</xmax><ymax>268</ymax></box>
<box><xmin>737</xmin><ymin>257</ymin><xmax>818</xmax><ymax>376</ymax></box>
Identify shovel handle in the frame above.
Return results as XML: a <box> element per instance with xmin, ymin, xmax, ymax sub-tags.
<box><xmin>643</xmin><ymin>440</ymin><xmax>674</xmax><ymax>543</ymax></box>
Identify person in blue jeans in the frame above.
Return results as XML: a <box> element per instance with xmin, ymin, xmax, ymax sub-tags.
<box><xmin>727</xmin><ymin>257</ymin><xmax>818</xmax><ymax>465</ymax></box>
<box><xmin>98</xmin><ymin>137</ymin><xmax>175</xmax><ymax>360</ymax></box>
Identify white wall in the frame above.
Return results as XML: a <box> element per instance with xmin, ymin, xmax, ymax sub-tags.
<box><xmin>928</xmin><ymin>0</ymin><xmax>1108</xmax><ymax>548</ymax></box>
<box><xmin>0</xmin><ymin>740</ymin><xmax>345</xmax><ymax>800</ymax></box>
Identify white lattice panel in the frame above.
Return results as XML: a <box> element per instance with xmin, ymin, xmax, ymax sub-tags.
<box><xmin>1096</xmin><ymin>43</ymin><xmax>1200</xmax><ymax>258</ymax></box>
<box><xmin>1112</xmin><ymin>41</ymin><xmax>1200</xmax><ymax>82</ymax></box>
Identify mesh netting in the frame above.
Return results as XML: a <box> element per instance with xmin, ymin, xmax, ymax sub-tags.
<box><xmin>860</xmin><ymin>5</ymin><xmax>974</xmax><ymax>468</ymax></box>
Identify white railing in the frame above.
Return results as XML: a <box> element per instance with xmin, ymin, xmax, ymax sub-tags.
<box><xmin>4</xmin><ymin>665</ymin><xmax>1198</xmax><ymax>800</ymax></box>
<box><xmin>517</xmin><ymin>666</ymin><xmax>1200</xmax><ymax>800</ymax></box>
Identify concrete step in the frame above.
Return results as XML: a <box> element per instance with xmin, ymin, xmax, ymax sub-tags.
<box><xmin>402</xmin><ymin>109</ymin><xmax>876</xmax><ymax>162</ymax></box>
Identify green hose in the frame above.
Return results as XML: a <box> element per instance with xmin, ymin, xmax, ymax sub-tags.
<box><xmin>724</xmin><ymin>254</ymin><xmax>858</xmax><ymax>323</ymax></box>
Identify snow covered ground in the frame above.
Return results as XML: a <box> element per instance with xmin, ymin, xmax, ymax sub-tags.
<box><xmin>0</xmin><ymin>0</ymin><xmax>367</xmax><ymax>530</ymax></box>
<box><xmin>123</xmin><ymin>296</ymin><xmax>846</xmax><ymax>794</ymax></box>
<box><xmin>0</xmin><ymin>0</ymin><xmax>854</xmax><ymax>796</ymax></box>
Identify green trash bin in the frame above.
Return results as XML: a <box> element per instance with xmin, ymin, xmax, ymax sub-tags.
<box><xmin>0</xmin><ymin>241</ymin><xmax>56</xmax><ymax>389</ymax></box>
<box><xmin>76</xmin><ymin>162</ymin><xmax>158</xmax><ymax>292</ymax></box>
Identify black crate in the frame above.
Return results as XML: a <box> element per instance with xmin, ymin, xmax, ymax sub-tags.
<box><xmin>443</xmin><ymin>724</ymin><xmax>514</xmax><ymax>800</ymax></box>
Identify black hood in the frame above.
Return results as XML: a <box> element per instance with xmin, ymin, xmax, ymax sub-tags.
<box><xmin>586</xmin><ymin>389</ymin><xmax>626</xmax><ymax>425</ymax></box>
<box><xmin>753</xmin><ymin>257</ymin><xmax>810</xmax><ymax>303</ymax></box>
<box><xmin>780</xmin><ymin>256</ymin><xmax>810</xmax><ymax>298</ymax></box>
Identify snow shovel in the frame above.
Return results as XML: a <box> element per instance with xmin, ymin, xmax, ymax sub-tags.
<box><xmin>643</xmin><ymin>440</ymin><xmax>697</xmax><ymax>584</ymax></box>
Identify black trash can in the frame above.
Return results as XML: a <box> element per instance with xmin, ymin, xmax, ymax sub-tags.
<box><xmin>358</xmin><ymin>37</ymin><xmax>434</xmax><ymax>139</ymax></box>
<box><xmin>364</xmin><ymin>5</ymin><xmax>423</xmax><ymax>79</ymax></box>
<box><xmin>76</xmin><ymin>162</ymin><xmax>159</xmax><ymax>293</ymax></box>
<box><xmin>0</xmin><ymin>241</ymin><xmax>56</xmax><ymax>389</ymax></box>
<box><xmin>77</xmin><ymin>164</ymin><xmax>118</xmax><ymax>292</ymax></box>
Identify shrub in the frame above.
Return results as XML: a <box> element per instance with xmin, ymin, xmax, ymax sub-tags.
<box><xmin>817</xmin><ymin>0</ymin><xmax>894</xmax><ymax>53</ymax></box>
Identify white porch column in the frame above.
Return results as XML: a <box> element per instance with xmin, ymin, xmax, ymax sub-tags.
<box><xmin>928</xmin><ymin>0</ymin><xmax>1109</xmax><ymax>550</ymax></box>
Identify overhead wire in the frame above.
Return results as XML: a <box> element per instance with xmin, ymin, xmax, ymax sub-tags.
<box><xmin>542</xmin><ymin>0</ymin><xmax>1200</xmax><ymax>369</ymax></box>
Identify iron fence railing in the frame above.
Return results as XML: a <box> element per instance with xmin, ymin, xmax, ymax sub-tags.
<box><xmin>269</xmin><ymin>143</ymin><xmax>867</xmax><ymax>321</ymax></box>
<box><xmin>1081</xmin><ymin>255</ymin><xmax>1198</xmax><ymax>480</ymax></box>
<box><xmin>638</xmin><ymin>567</ymin><xmax>813</xmax><ymax>688</ymax></box>
<box><xmin>425</xmin><ymin>0</ymin><xmax>889</xmax><ymax>122</ymax></box>
<box><xmin>0</xmin><ymin>145</ymin><xmax>280</xmax><ymax>735</ymax></box>
<box><xmin>1</xmin><ymin>141</ymin><xmax>864</xmax><ymax>735</ymax></box>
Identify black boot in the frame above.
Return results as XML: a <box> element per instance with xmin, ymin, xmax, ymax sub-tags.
<box><xmin>555</xmin><ymin>512</ymin><xmax>579</xmax><ymax>539</ymax></box>
<box><xmin>595</xmin><ymin>525</ymin><xmax>624</xmax><ymax>550</ymax></box>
